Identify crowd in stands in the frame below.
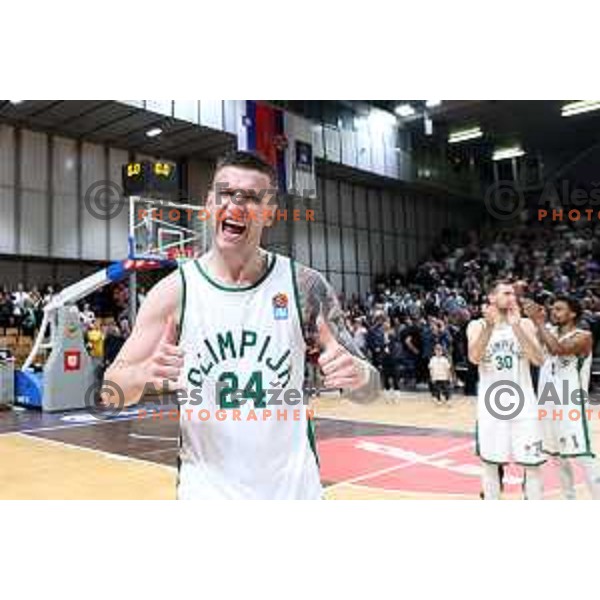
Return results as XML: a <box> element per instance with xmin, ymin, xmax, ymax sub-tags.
<box><xmin>3</xmin><ymin>218</ymin><xmax>600</xmax><ymax>398</ymax></box>
<box><xmin>0</xmin><ymin>280</ymin><xmax>135</xmax><ymax>374</ymax></box>
<box><xmin>339</xmin><ymin>220</ymin><xmax>600</xmax><ymax>394</ymax></box>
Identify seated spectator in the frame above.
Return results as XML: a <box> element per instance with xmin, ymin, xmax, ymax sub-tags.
<box><xmin>86</xmin><ymin>320</ymin><xmax>104</xmax><ymax>363</ymax></box>
<box><xmin>21</xmin><ymin>299</ymin><xmax>37</xmax><ymax>338</ymax></box>
<box><xmin>79</xmin><ymin>302</ymin><xmax>96</xmax><ymax>330</ymax></box>
<box><xmin>0</xmin><ymin>292</ymin><xmax>13</xmax><ymax>333</ymax></box>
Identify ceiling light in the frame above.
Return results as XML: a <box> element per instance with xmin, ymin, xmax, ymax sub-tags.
<box><xmin>424</xmin><ymin>115</ymin><xmax>433</xmax><ymax>136</ymax></box>
<box><xmin>492</xmin><ymin>146</ymin><xmax>525</xmax><ymax>161</ymax></box>
<box><xmin>395</xmin><ymin>104</ymin><xmax>415</xmax><ymax>118</ymax></box>
<box><xmin>561</xmin><ymin>100</ymin><xmax>600</xmax><ymax>117</ymax></box>
<box><xmin>9</xmin><ymin>100</ymin><xmax>23</xmax><ymax>105</ymax></box>
<box><xmin>448</xmin><ymin>127</ymin><xmax>483</xmax><ymax>144</ymax></box>
<box><xmin>425</xmin><ymin>100</ymin><xmax>441</xmax><ymax>108</ymax></box>
<box><xmin>145</xmin><ymin>127</ymin><xmax>163</xmax><ymax>138</ymax></box>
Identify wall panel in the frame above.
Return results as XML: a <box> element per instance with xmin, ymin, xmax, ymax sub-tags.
<box><xmin>0</xmin><ymin>188</ymin><xmax>15</xmax><ymax>254</ymax></box>
<box><xmin>292</xmin><ymin>217</ymin><xmax>310</xmax><ymax>266</ymax></box>
<box><xmin>340</xmin><ymin>182</ymin><xmax>354</xmax><ymax>227</ymax></box>
<box><xmin>0</xmin><ymin>125</ymin><xmax>14</xmax><ymax>185</ymax></box>
<box><xmin>109</xmin><ymin>147</ymin><xmax>130</xmax><ymax>260</ymax></box>
<box><xmin>327</xmin><ymin>226</ymin><xmax>341</xmax><ymax>271</ymax></box>
<box><xmin>367</xmin><ymin>189</ymin><xmax>381</xmax><ymax>232</ymax></box>
<box><xmin>356</xmin><ymin>229</ymin><xmax>370</xmax><ymax>273</ymax></box>
<box><xmin>81</xmin><ymin>142</ymin><xmax>107</xmax><ymax>260</ymax></box>
<box><xmin>382</xmin><ymin>190</ymin><xmax>394</xmax><ymax>233</ymax></box>
<box><xmin>324</xmin><ymin>178</ymin><xmax>339</xmax><ymax>224</ymax></box>
<box><xmin>341</xmin><ymin>227</ymin><xmax>357</xmax><ymax>275</ymax></box>
<box><xmin>310</xmin><ymin>222</ymin><xmax>327</xmax><ymax>270</ymax></box>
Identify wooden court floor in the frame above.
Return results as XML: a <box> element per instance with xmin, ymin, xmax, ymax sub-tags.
<box><xmin>1</xmin><ymin>391</ymin><xmax>599</xmax><ymax>500</ymax></box>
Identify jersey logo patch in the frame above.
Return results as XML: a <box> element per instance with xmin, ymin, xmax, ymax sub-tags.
<box><xmin>272</xmin><ymin>292</ymin><xmax>289</xmax><ymax>320</ymax></box>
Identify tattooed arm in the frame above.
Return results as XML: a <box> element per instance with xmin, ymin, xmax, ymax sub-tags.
<box><xmin>295</xmin><ymin>263</ymin><xmax>381</xmax><ymax>402</ymax></box>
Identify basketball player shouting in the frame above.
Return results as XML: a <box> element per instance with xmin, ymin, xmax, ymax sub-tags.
<box><xmin>102</xmin><ymin>152</ymin><xmax>380</xmax><ymax>499</ymax></box>
<box><xmin>526</xmin><ymin>295</ymin><xmax>600</xmax><ymax>499</ymax></box>
<box><xmin>467</xmin><ymin>281</ymin><xmax>545</xmax><ymax>500</ymax></box>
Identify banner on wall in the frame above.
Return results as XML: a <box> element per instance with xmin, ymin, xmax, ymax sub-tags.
<box><xmin>238</xmin><ymin>102</ymin><xmax>316</xmax><ymax>199</ymax></box>
<box><xmin>242</xmin><ymin>101</ymin><xmax>287</xmax><ymax>191</ymax></box>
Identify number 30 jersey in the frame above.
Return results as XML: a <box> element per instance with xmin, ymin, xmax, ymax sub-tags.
<box><xmin>476</xmin><ymin>319</ymin><xmax>537</xmax><ymax>421</ymax></box>
<box><xmin>176</xmin><ymin>252</ymin><xmax>322</xmax><ymax>500</ymax></box>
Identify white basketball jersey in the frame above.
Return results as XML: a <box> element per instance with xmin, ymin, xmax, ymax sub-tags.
<box><xmin>477</xmin><ymin>319</ymin><xmax>537</xmax><ymax>420</ymax></box>
<box><xmin>539</xmin><ymin>327</ymin><xmax>591</xmax><ymax>400</ymax></box>
<box><xmin>176</xmin><ymin>252</ymin><xmax>322</xmax><ymax>500</ymax></box>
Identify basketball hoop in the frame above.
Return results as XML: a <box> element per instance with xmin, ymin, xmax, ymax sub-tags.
<box><xmin>129</xmin><ymin>196</ymin><xmax>210</xmax><ymax>262</ymax></box>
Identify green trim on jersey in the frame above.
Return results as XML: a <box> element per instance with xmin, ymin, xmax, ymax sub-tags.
<box><xmin>577</xmin><ymin>363</ymin><xmax>595</xmax><ymax>457</ymax></box>
<box><xmin>307</xmin><ymin>416</ymin><xmax>320</xmax><ymax>468</ymax></box>
<box><xmin>176</xmin><ymin>265</ymin><xmax>186</xmax><ymax>345</ymax></box>
<box><xmin>475</xmin><ymin>421</ymin><xmax>543</xmax><ymax>465</ymax></box>
<box><xmin>474</xmin><ymin>422</ymin><xmax>505</xmax><ymax>464</ymax></box>
<box><xmin>193</xmin><ymin>252</ymin><xmax>277</xmax><ymax>292</ymax></box>
<box><xmin>290</xmin><ymin>258</ymin><xmax>304</xmax><ymax>331</ymax></box>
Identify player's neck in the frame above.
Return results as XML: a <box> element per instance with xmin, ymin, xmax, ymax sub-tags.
<box><xmin>205</xmin><ymin>246</ymin><xmax>269</xmax><ymax>286</ymax></box>
<box><xmin>496</xmin><ymin>310</ymin><xmax>508</xmax><ymax>324</ymax></box>
<box><xmin>558</xmin><ymin>321</ymin><xmax>576</xmax><ymax>336</ymax></box>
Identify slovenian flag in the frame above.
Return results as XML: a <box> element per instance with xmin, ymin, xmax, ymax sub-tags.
<box><xmin>244</xmin><ymin>101</ymin><xmax>287</xmax><ymax>191</ymax></box>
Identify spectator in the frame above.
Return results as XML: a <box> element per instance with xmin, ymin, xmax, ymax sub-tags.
<box><xmin>80</xmin><ymin>302</ymin><xmax>96</xmax><ymax>329</ymax></box>
<box><xmin>86</xmin><ymin>320</ymin><xmax>104</xmax><ymax>363</ymax></box>
<box><xmin>0</xmin><ymin>292</ymin><xmax>14</xmax><ymax>333</ymax></box>
<box><xmin>429</xmin><ymin>344</ymin><xmax>452</xmax><ymax>404</ymax></box>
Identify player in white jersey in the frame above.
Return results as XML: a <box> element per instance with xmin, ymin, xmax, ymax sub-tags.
<box><xmin>102</xmin><ymin>151</ymin><xmax>380</xmax><ymax>499</ymax></box>
<box><xmin>526</xmin><ymin>295</ymin><xmax>600</xmax><ymax>499</ymax></box>
<box><xmin>467</xmin><ymin>280</ymin><xmax>545</xmax><ymax>499</ymax></box>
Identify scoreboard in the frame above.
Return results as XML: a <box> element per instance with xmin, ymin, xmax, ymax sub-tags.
<box><xmin>122</xmin><ymin>160</ymin><xmax>179</xmax><ymax>197</ymax></box>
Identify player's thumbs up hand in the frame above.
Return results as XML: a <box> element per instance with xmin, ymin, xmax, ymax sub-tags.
<box><xmin>317</xmin><ymin>314</ymin><xmax>338</xmax><ymax>352</ymax></box>
<box><xmin>161</xmin><ymin>314</ymin><xmax>178</xmax><ymax>345</ymax></box>
<box><xmin>146</xmin><ymin>315</ymin><xmax>184</xmax><ymax>391</ymax></box>
<box><xmin>317</xmin><ymin>314</ymin><xmax>368</xmax><ymax>391</ymax></box>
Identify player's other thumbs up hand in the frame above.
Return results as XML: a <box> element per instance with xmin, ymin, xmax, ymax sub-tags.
<box><xmin>146</xmin><ymin>315</ymin><xmax>184</xmax><ymax>391</ymax></box>
<box><xmin>317</xmin><ymin>315</ymin><xmax>368</xmax><ymax>391</ymax></box>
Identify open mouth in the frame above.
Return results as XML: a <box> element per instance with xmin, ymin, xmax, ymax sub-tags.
<box><xmin>221</xmin><ymin>218</ymin><xmax>247</xmax><ymax>241</ymax></box>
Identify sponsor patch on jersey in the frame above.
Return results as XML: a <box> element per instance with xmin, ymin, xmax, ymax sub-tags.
<box><xmin>272</xmin><ymin>292</ymin><xmax>289</xmax><ymax>320</ymax></box>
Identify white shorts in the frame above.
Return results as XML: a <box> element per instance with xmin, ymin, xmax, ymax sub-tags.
<box><xmin>476</xmin><ymin>418</ymin><xmax>546</xmax><ymax>466</ymax></box>
<box><xmin>541</xmin><ymin>404</ymin><xmax>595</xmax><ymax>458</ymax></box>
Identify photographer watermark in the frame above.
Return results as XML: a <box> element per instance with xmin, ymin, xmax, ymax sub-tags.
<box><xmin>484</xmin><ymin>380</ymin><xmax>525</xmax><ymax>420</ymax></box>
<box><xmin>484</xmin><ymin>379</ymin><xmax>600</xmax><ymax>421</ymax></box>
<box><xmin>84</xmin><ymin>378</ymin><xmax>312</xmax><ymax>421</ymax></box>
<box><xmin>84</xmin><ymin>180</ymin><xmax>126</xmax><ymax>221</ymax></box>
<box><xmin>484</xmin><ymin>180</ymin><xmax>525</xmax><ymax>222</ymax></box>
<box><xmin>483</xmin><ymin>178</ymin><xmax>600</xmax><ymax>223</ymax></box>
<box><xmin>83</xmin><ymin>179</ymin><xmax>318</xmax><ymax>222</ymax></box>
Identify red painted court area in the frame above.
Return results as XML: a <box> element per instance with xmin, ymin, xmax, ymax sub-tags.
<box><xmin>319</xmin><ymin>433</ymin><xmax>587</xmax><ymax>496</ymax></box>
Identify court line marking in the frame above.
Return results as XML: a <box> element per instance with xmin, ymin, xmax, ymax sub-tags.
<box><xmin>129</xmin><ymin>433</ymin><xmax>178</xmax><ymax>442</ymax></box>
<box><xmin>0</xmin><ymin>412</ymin><xmax>163</xmax><ymax>436</ymax></box>
<box><xmin>13</xmin><ymin>432</ymin><xmax>177</xmax><ymax>473</ymax></box>
<box><xmin>325</xmin><ymin>439</ymin><xmax>475</xmax><ymax>491</ymax></box>
<box><xmin>315</xmin><ymin>412</ymin><xmax>474</xmax><ymax>433</ymax></box>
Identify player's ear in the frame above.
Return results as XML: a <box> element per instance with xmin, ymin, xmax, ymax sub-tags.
<box><xmin>206</xmin><ymin>189</ymin><xmax>215</xmax><ymax>211</ymax></box>
<box><xmin>265</xmin><ymin>203</ymin><xmax>277</xmax><ymax>227</ymax></box>
<box><xmin>263</xmin><ymin>191</ymin><xmax>278</xmax><ymax>228</ymax></box>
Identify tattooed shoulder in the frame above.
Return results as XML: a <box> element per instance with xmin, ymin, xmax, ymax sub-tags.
<box><xmin>294</xmin><ymin>261</ymin><xmax>364</xmax><ymax>358</ymax></box>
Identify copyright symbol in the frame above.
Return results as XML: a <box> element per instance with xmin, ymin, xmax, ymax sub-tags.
<box><xmin>484</xmin><ymin>380</ymin><xmax>525</xmax><ymax>420</ymax></box>
<box><xmin>84</xmin><ymin>180</ymin><xmax>124</xmax><ymax>221</ymax></box>
<box><xmin>484</xmin><ymin>180</ymin><xmax>524</xmax><ymax>221</ymax></box>
<box><xmin>84</xmin><ymin>380</ymin><xmax>125</xmax><ymax>420</ymax></box>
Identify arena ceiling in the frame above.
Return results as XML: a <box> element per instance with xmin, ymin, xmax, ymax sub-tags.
<box><xmin>2</xmin><ymin>100</ymin><xmax>600</xmax><ymax>175</ymax></box>
<box><xmin>0</xmin><ymin>100</ymin><xmax>235</xmax><ymax>159</ymax></box>
<box><xmin>281</xmin><ymin>100</ymin><xmax>600</xmax><ymax>165</ymax></box>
